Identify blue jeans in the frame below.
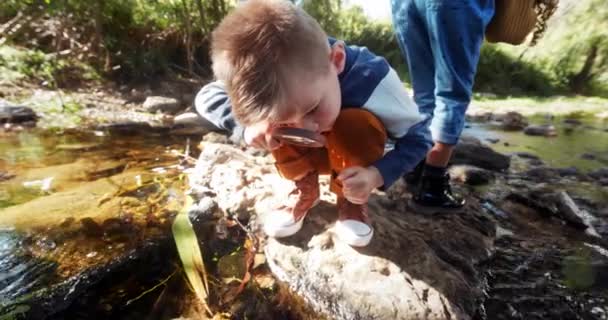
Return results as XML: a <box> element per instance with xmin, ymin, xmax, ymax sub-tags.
<box><xmin>391</xmin><ymin>0</ymin><xmax>494</xmax><ymax>145</ymax></box>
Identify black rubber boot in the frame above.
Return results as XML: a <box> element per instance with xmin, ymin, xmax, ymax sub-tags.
<box><xmin>404</xmin><ymin>159</ymin><xmax>425</xmax><ymax>193</ymax></box>
<box><xmin>410</xmin><ymin>168</ymin><xmax>465</xmax><ymax>214</ymax></box>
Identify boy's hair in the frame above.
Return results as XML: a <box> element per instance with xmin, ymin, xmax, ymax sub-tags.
<box><xmin>211</xmin><ymin>0</ymin><xmax>329</xmax><ymax>126</ymax></box>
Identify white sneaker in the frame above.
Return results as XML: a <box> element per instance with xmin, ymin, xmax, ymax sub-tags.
<box><xmin>263</xmin><ymin>172</ymin><xmax>319</xmax><ymax>238</ymax></box>
<box><xmin>334</xmin><ymin>197</ymin><xmax>373</xmax><ymax>247</ymax></box>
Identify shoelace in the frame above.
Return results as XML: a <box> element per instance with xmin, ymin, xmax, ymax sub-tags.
<box><xmin>338</xmin><ymin>198</ymin><xmax>368</xmax><ymax>223</ymax></box>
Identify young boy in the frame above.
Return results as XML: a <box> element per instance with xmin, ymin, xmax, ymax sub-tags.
<box><xmin>195</xmin><ymin>0</ymin><xmax>432</xmax><ymax>247</ymax></box>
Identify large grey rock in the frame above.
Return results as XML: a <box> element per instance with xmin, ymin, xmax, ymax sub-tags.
<box><xmin>452</xmin><ymin>136</ymin><xmax>511</xmax><ymax>171</ymax></box>
<box><xmin>143</xmin><ymin>96</ymin><xmax>182</xmax><ymax>114</ymax></box>
<box><xmin>189</xmin><ymin>142</ymin><xmax>496</xmax><ymax>320</ymax></box>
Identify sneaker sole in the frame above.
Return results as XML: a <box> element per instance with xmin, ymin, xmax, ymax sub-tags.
<box><xmin>265</xmin><ymin>199</ymin><xmax>320</xmax><ymax>238</ymax></box>
<box><xmin>408</xmin><ymin>199</ymin><xmax>465</xmax><ymax>215</ymax></box>
<box><xmin>335</xmin><ymin>220</ymin><xmax>374</xmax><ymax>247</ymax></box>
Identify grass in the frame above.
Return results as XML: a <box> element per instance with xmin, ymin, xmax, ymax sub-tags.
<box><xmin>469</xmin><ymin>94</ymin><xmax>608</xmax><ymax>119</ymax></box>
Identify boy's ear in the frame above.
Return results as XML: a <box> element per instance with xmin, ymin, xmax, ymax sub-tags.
<box><xmin>330</xmin><ymin>41</ymin><xmax>346</xmax><ymax>74</ymax></box>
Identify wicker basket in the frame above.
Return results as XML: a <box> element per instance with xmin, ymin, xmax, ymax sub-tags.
<box><xmin>486</xmin><ymin>0</ymin><xmax>537</xmax><ymax>45</ymax></box>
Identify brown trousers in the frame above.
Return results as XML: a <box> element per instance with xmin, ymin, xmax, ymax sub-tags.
<box><xmin>272</xmin><ymin>109</ymin><xmax>387</xmax><ymax>196</ymax></box>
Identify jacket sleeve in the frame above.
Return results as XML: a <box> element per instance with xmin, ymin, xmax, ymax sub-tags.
<box><xmin>194</xmin><ymin>81</ymin><xmax>245</xmax><ymax>143</ymax></box>
<box><xmin>373</xmin><ymin>118</ymin><xmax>432</xmax><ymax>189</ymax></box>
<box><xmin>362</xmin><ymin>68</ymin><xmax>433</xmax><ymax>189</ymax></box>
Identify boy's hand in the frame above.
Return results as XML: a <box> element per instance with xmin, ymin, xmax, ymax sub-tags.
<box><xmin>244</xmin><ymin>122</ymin><xmax>282</xmax><ymax>150</ymax></box>
<box><xmin>338</xmin><ymin>166</ymin><xmax>384</xmax><ymax>204</ymax></box>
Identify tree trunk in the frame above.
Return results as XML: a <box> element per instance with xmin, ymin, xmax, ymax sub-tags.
<box><xmin>181</xmin><ymin>0</ymin><xmax>194</xmax><ymax>75</ymax></box>
<box><xmin>194</xmin><ymin>0</ymin><xmax>208</xmax><ymax>34</ymax></box>
<box><xmin>570</xmin><ymin>40</ymin><xmax>599</xmax><ymax>94</ymax></box>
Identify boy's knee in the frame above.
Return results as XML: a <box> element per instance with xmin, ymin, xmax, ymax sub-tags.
<box><xmin>332</xmin><ymin>108</ymin><xmax>387</xmax><ymax>147</ymax></box>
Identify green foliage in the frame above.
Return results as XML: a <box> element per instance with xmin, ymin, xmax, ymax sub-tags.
<box><xmin>301</xmin><ymin>1</ymin><xmax>409</xmax><ymax>80</ymax></box>
<box><xmin>2</xmin><ymin>0</ymin><xmax>606</xmax><ymax>96</ymax></box>
<box><xmin>475</xmin><ymin>44</ymin><xmax>558</xmax><ymax>96</ymax></box>
<box><xmin>0</xmin><ymin>45</ymin><xmax>100</xmax><ymax>87</ymax></box>
<box><xmin>498</xmin><ymin>0</ymin><xmax>608</xmax><ymax>96</ymax></box>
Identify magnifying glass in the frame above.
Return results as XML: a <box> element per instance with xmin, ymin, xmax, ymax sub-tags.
<box><xmin>270</xmin><ymin>127</ymin><xmax>326</xmax><ymax>148</ymax></box>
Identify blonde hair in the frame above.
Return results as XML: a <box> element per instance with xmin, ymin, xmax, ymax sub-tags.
<box><xmin>211</xmin><ymin>0</ymin><xmax>330</xmax><ymax>126</ymax></box>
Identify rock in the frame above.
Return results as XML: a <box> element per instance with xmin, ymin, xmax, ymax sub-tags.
<box><xmin>173</xmin><ymin>112</ymin><xmax>203</xmax><ymax>126</ymax></box>
<box><xmin>554</xmin><ymin>166</ymin><xmax>580</xmax><ymax>178</ymax></box>
<box><xmin>449</xmin><ymin>165</ymin><xmax>495</xmax><ymax>185</ymax></box>
<box><xmin>0</xmin><ymin>171</ymin><xmax>15</xmax><ymax>182</ymax></box>
<box><xmin>189</xmin><ymin>142</ymin><xmax>496</xmax><ymax>320</ymax></box>
<box><xmin>466</xmin><ymin>111</ymin><xmax>493</xmax><ymax>123</ymax></box>
<box><xmin>589</xmin><ymin>168</ymin><xmax>608</xmax><ymax>181</ymax></box>
<box><xmin>515</xmin><ymin>152</ymin><xmax>540</xmax><ymax>160</ymax></box>
<box><xmin>0</xmin><ymin>105</ymin><xmax>38</xmax><ymax>124</ymax></box>
<box><xmin>524</xmin><ymin>125</ymin><xmax>557</xmax><ymax>137</ymax></box>
<box><xmin>188</xmin><ymin>197</ymin><xmax>220</xmax><ymax>223</ymax></box>
<box><xmin>169</xmin><ymin>112</ymin><xmax>218</xmax><ymax>136</ymax></box>
<box><xmin>524</xmin><ymin>167</ymin><xmax>559</xmax><ymax>181</ymax></box>
<box><xmin>498</xmin><ymin>112</ymin><xmax>528</xmax><ymax>130</ymax></box>
<box><xmin>563</xmin><ymin>119</ymin><xmax>582</xmax><ymax>125</ymax></box>
<box><xmin>485</xmin><ymin>138</ymin><xmax>500</xmax><ymax>144</ymax></box>
<box><xmin>581</xmin><ymin>153</ymin><xmax>596</xmax><ymax>160</ymax></box>
<box><xmin>96</xmin><ymin>121</ymin><xmax>170</xmax><ymax>135</ymax></box>
<box><xmin>452</xmin><ymin>136</ymin><xmax>511</xmax><ymax>171</ymax></box>
<box><xmin>143</xmin><ymin>96</ymin><xmax>182</xmax><ymax>114</ymax></box>
<box><xmin>0</xmin><ymin>228</ymin><xmax>174</xmax><ymax>319</ymax></box>
<box><xmin>505</xmin><ymin>191</ymin><xmax>593</xmax><ymax>230</ymax></box>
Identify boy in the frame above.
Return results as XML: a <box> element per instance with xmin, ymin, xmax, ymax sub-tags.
<box><xmin>195</xmin><ymin>0</ymin><xmax>432</xmax><ymax>247</ymax></box>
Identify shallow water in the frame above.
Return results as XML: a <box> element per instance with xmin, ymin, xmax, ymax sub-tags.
<box><xmin>1</xmin><ymin>124</ymin><xmax>606</xmax><ymax>319</ymax></box>
<box><xmin>464</xmin><ymin>116</ymin><xmax>608</xmax><ymax>172</ymax></box>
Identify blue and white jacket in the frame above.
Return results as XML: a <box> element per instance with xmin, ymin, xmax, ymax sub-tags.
<box><xmin>195</xmin><ymin>39</ymin><xmax>432</xmax><ymax>189</ymax></box>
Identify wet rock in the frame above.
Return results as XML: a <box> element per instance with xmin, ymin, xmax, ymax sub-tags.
<box><xmin>589</xmin><ymin>168</ymin><xmax>608</xmax><ymax>181</ymax></box>
<box><xmin>505</xmin><ymin>191</ymin><xmax>594</xmax><ymax>231</ymax></box>
<box><xmin>143</xmin><ymin>96</ymin><xmax>182</xmax><ymax>114</ymax></box>
<box><xmin>555</xmin><ymin>166</ymin><xmax>581</xmax><ymax>178</ymax></box>
<box><xmin>497</xmin><ymin>112</ymin><xmax>528</xmax><ymax>130</ymax></box>
<box><xmin>188</xmin><ymin>197</ymin><xmax>220</xmax><ymax>223</ymax></box>
<box><xmin>486</xmin><ymin>138</ymin><xmax>500</xmax><ymax>144</ymax></box>
<box><xmin>452</xmin><ymin>136</ymin><xmax>511</xmax><ymax>171</ymax></box>
<box><xmin>524</xmin><ymin>124</ymin><xmax>558</xmax><ymax>137</ymax></box>
<box><xmin>450</xmin><ymin>165</ymin><xmax>495</xmax><ymax>185</ymax></box>
<box><xmin>0</xmin><ymin>228</ymin><xmax>174</xmax><ymax>319</ymax></box>
<box><xmin>170</xmin><ymin>112</ymin><xmax>216</xmax><ymax>136</ymax></box>
<box><xmin>0</xmin><ymin>105</ymin><xmax>38</xmax><ymax>124</ymax></box>
<box><xmin>0</xmin><ymin>171</ymin><xmax>15</xmax><ymax>182</ymax></box>
<box><xmin>466</xmin><ymin>111</ymin><xmax>493</xmax><ymax>122</ymax></box>
<box><xmin>189</xmin><ymin>142</ymin><xmax>496</xmax><ymax>320</ymax></box>
<box><xmin>96</xmin><ymin>121</ymin><xmax>170</xmax><ymax>135</ymax></box>
<box><xmin>81</xmin><ymin>217</ymin><xmax>104</xmax><ymax>237</ymax></box>
<box><xmin>581</xmin><ymin>153</ymin><xmax>596</xmax><ymax>160</ymax></box>
<box><xmin>55</xmin><ymin>142</ymin><xmax>102</xmax><ymax>152</ymax></box>
<box><xmin>0</xmin><ymin>171</ymin><xmax>147</xmax><ymax>230</ymax></box>
<box><xmin>515</xmin><ymin>152</ymin><xmax>540</xmax><ymax>160</ymax></box>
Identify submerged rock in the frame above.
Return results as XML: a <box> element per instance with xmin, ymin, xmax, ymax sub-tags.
<box><xmin>189</xmin><ymin>142</ymin><xmax>496</xmax><ymax>320</ymax></box>
<box><xmin>524</xmin><ymin>125</ymin><xmax>558</xmax><ymax>137</ymax></box>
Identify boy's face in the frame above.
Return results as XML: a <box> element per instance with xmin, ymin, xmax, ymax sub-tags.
<box><xmin>274</xmin><ymin>42</ymin><xmax>346</xmax><ymax>133</ymax></box>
